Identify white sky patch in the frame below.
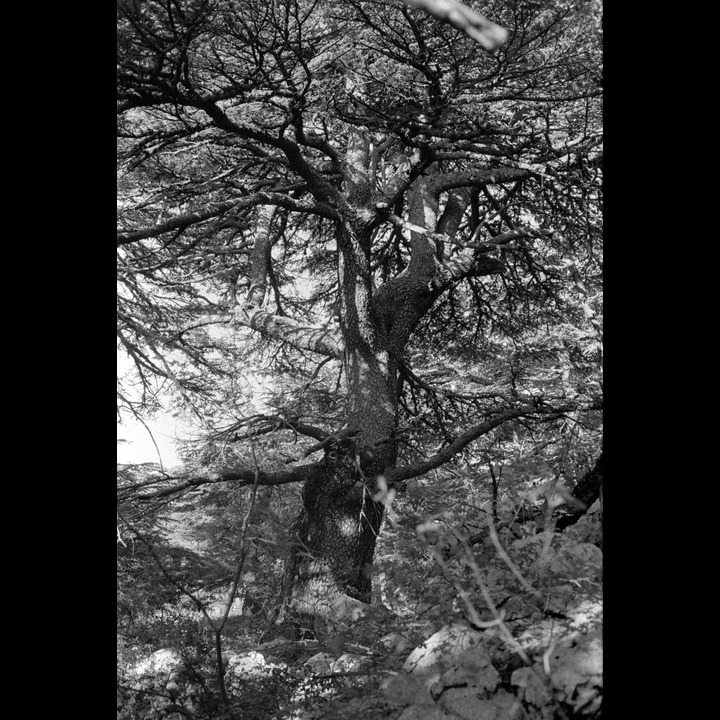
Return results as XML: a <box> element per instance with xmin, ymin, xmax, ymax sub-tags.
<box><xmin>117</xmin><ymin>414</ymin><xmax>188</xmax><ymax>470</ymax></box>
<box><xmin>117</xmin><ymin>350</ymin><xmax>191</xmax><ymax>470</ymax></box>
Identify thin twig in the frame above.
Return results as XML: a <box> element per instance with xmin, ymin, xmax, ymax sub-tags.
<box><xmin>117</xmin><ymin>515</ymin><xmax>127</xmax><ymax>547</ymax></box>
<box><xmin>542</xmin><ymin>640</ymin><xmax>557</xmax><ymax>676</ymax></box>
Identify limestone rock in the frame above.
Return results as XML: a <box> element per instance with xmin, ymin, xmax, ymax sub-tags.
<box><xmin>131</xmin><ymin>648</ymin><xmax>184</xmax><ymax>678</ymax></box>
<box><xmin>402</xmin><ymin>623</ymin><xmax>483</xmax><ymax>675</ymax></box>
<box><xmin>378</xmin><ymin>632</ymin><xmax>413</xmax><ymax>655</ymax></box>
<box><xmin>383</xmin><ymin>672</ymin><xmax>434</xmax><ymax>706</ymax></box>
<box><xmin>548</xmin><ymin>632</ymin><xmax>602</xmax><ymax>715</ymax></box>
<box><xmin>440</xmin><ymin>643</ymin><xmax>500</xmax><ymax>693</ymax></box>
<box><xmin>226</xmin><ymin>650</ymin><xmax>282</xmax><ymax>679</ymax></box>
<box><xmin>304</xmin><ymin>652</ymin><xmax>336</xmax><ymax>674</ymax></box>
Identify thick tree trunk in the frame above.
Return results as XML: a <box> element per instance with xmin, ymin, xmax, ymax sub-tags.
<box><xmin>281</xmin><ymin>366</ymin><xmax>395</xmax><ymax>620</ymax></box>
<box><xmin>277</xmin><ymin>176</ymin><xmax>502</xmax><ymax>622</ymax></box>
<box><xmin>284</xmin><ymin>444</ymin><xmax>385</xmax><ymax>614</ymax></box>
<box><xmin>282</xmin><ymin>216</ymin><xmax>399</xmax><ymax>621</ymax></box>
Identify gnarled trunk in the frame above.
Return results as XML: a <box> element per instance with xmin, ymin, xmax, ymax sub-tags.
<box><xmin>282</xmin><ymin>214</ymin><xmax>400</xmax><ymax>620</ymax></box>
<box><xmin>279</xmin><ymin>178</ymin><xmax>499</xmax><ymax>621</ymax></box>
<box><xmin>285</xmin><ymin>445</ymin><xmax>384</xmax><ymax>613</ymax></box>
<box><xmin>281</xmin><ymin>354</ymin><xmax>396</xmax><ymax>619</ymax></box>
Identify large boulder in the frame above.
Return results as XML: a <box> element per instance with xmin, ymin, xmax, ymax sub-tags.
<box><xmin>205</xmin><ymin>595</ymin><xmax>246</xmax><ymax>621</ymax></box>
<box><xmin>330</xmin><ymin>594</ymin><xmax>368</xmax><ymax>621</ymax></box>
<box><xmin>397</xmin><ymin>705</ymin><xmax>454</xmax><ymax>720</ymax></box>
<box><xmin>512</xmin><ymin>631</ymin><xmax>602</xmax><ymax>716</ymax></box>
<box><xmin>303</xmin><ymin>651</ymin><xmax>337</xmax><ymax>674</ymax></box>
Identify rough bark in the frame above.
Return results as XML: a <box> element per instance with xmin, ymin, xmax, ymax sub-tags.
<box><xmin>283</xmin><ymin>235</ymin><xmax>397</xmax><ymax>620</ymax></box>
<box><xmin>225</xmin><ymin>137</ymin><xmax>536</xmax><ymax>622</ymax></box>
<box><xmin>280</xmin><ymin>173</ymin><xmax>511</xmax><ymax>621</ymax></box>
<box><xmin>284</xmin><ymin>442</ymin><xmax>385</xmax><ymax>614</ymax></box>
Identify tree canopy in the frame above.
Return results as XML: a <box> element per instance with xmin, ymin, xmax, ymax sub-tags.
<box><xmin>118</xmin><ymin>0</ymin><xmax>601</xmax><ymax>457</ymax></box>
<box><xmin>117</xmin><ymin>1</ymin><xmax>602</xmax><ymax>714</ymax></box>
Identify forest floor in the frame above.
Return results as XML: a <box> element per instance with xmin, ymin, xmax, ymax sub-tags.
<box><xmin>117</xmin><ymin>495</ymin><xmax>603</xmax><ymax>719</ymax></box>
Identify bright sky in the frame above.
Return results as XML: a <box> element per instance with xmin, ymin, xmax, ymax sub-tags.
<box><xmin>117</xmin><ymin>349</ymin><xmax>190</xmax><ymax>471</ymax></box>
<box><xmin>117</xmin><ymin>413</ymin><xmax>187</xmax><ymax>470</ymax></box>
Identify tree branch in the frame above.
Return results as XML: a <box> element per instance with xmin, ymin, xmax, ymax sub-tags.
<box><xmin>386</xmin><ymin>401</ymin><xmax>601</xmax><ymax>484</ymax></box>
<box><xmin>431</xmin><ymin>167</ymin><xmax>533</xmax><ymax>193</ymax></box>
<box><xmin>235</xmin><ymin>305</ymin><xmax>343</xmax><ymax>359</ymax></box>
<box><xmin>117</xmin><ymin>200</ymin><xmax>237</xmax><ymax>246</ymax></box>
<box><xmin>220</xmin><ymin>414</ymin><xmax>330</xmax><ymax>444</ymax></box>
<box><xmin>118</xmin><ymin>460</ymin><xmax>325</xmax><ymax>504</ymax></box>
<box><xmin>117</xmin><ymin>191</ymin><xmax>338</xmax><ymax>246</ymax></box>
<box><xmin>402</xmin><ymin>0</ymin><xmax>508</xmax><ymax>51</ymax></box>
<box><xmin>381</xmin><ymin>209</ymin><xmax>551</xmax><ymax>252</ymax></box>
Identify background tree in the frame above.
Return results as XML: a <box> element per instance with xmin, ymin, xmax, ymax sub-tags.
<box><xmin>117</xmin><ymin>0</ymin><xmax>602</xmax><ymax>625</ymax></box>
